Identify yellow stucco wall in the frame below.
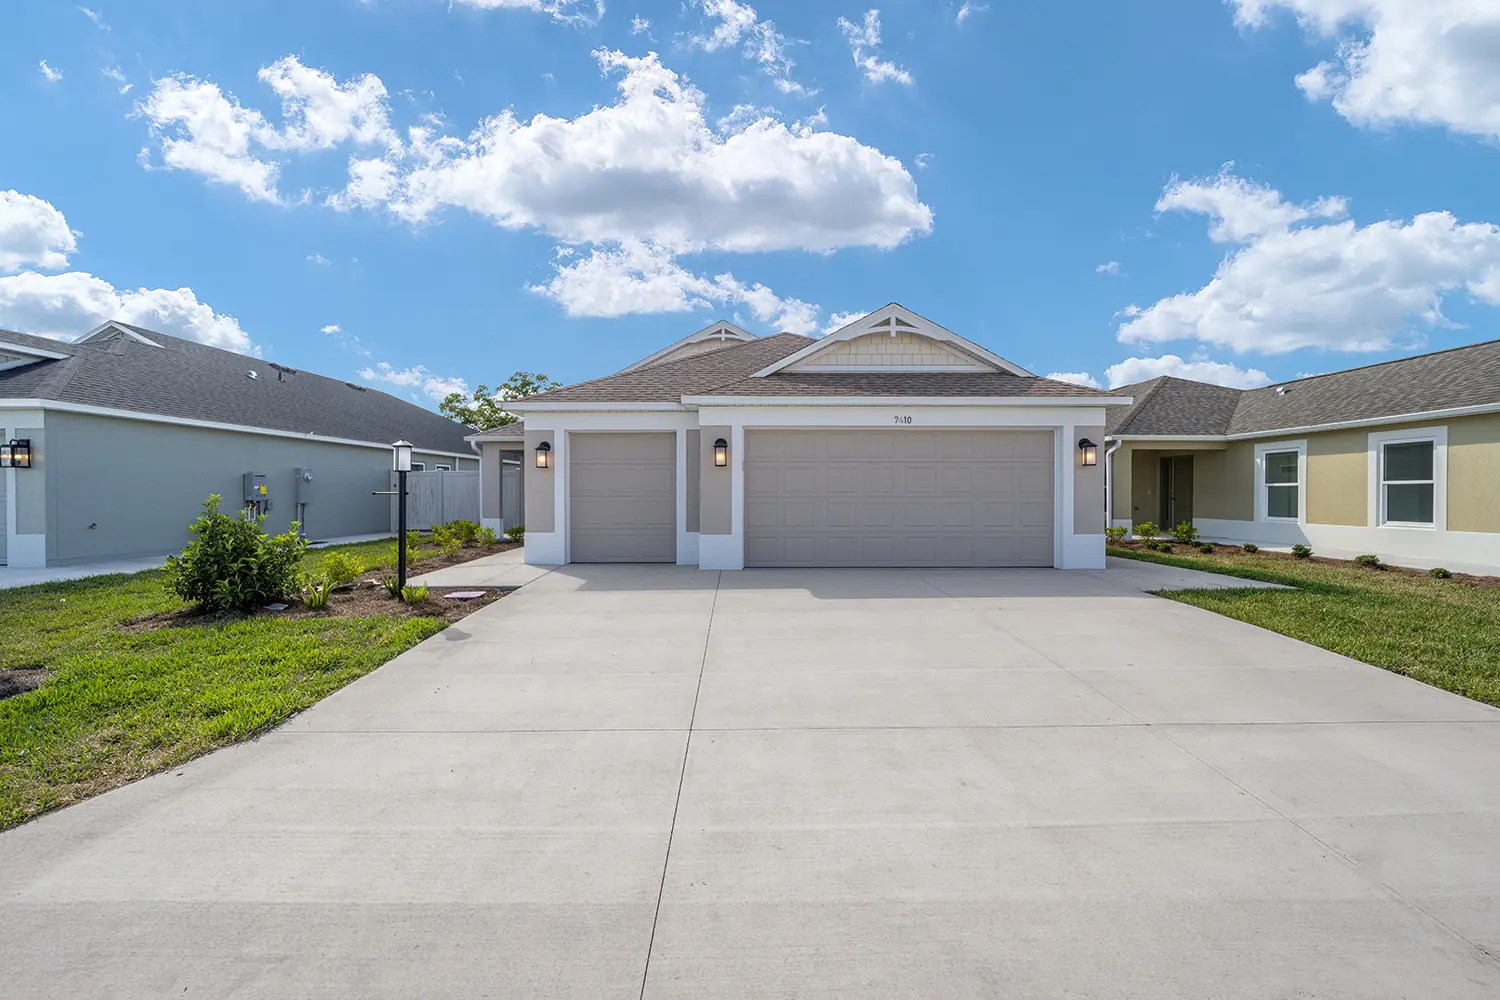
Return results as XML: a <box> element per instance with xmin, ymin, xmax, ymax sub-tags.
<box><xmin>1199</xmin><ymin>441</ymin><xmax>1254</xmax><ymax>521</ymax></box>
<box><xmin>1130</xmin><ymin>448</ymin><xmax>1159</xmax><ymax>526</ymax></box>
<box><xmin>1306</xmin><ymin>429</ymin><xmax>1368</xmax><ymax>526</ymax></box>
<box><xmin>1448</xmin><ymin>412</ymin><xmax>1500</xmax><ymax>533</ymax></box>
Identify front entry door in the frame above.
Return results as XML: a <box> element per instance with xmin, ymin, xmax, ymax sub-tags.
<box><xmin>1161</xmin><ymin>455</ymin><xmax>1194</xmax><ymax>528</ymax></box>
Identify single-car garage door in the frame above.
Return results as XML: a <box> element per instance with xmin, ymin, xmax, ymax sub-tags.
<box><xmin>745</xmin><ymin>429</ymin><xmax>1054</xmax><ymax>568</ymax></box>
<box><xmin>569</xmin><ymin>432</ymin><xmax>676</xmax><ymax>563</ymax></box>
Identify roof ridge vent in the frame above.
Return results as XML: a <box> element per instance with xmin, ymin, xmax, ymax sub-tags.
<box><xmin>345</xmin><ymin>381</ymin><xmax>368</xmax><ymax>392</ymax></box>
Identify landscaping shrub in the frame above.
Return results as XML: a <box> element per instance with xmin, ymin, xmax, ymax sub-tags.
<box><xmin>506</xmin><ymin>525</ymin><xmax>526</xmax><ymax>542</ymax></box>
<box><xmin>401</xmin><ymin>584</ymin><xmax>429</xmax><ymax>604</ymax></box>
<box><xmin>434</xmin><ymin>520</ymin><xmax>481</xmax><ymax>549</ymax></box>
<box><xmin>478</xmin><ymin>527</ymin><xmax>499</xmax><ymax>546</ymax></box>
<box><xmin>1197</xmin><ymin>542</ymin><xmax>1214</xmax><ymax>553</ymax></box>
<box><xmin>1242</xmin><ymin>543</ymin><xmax>1259</xmax><ymax>553</ymax></box>
<box><xmin>1134</xmin><ymin>521</ymin><xmax>1160</xmax><ymax>542</ymax></box>
<box><xmin>1170</xmin><ymin>521</ymin><xmax>1200</xmax><ymax>545</ymax></box>
<box><xmin>1431</xmin><ymin>567</ymin><xmax>1453</xmax><ymax>579</ymax></box>
<box><xmin>1153</xmin><ymin>541</ymin><xmax>1174</xmax><ymax>553</ymax></box>
<box><xmin>318</xmin><ymin>550</ymin><xmax>364</xmax><ymax>589</ymax></box>
<box><xmin>166</xmin><ymin>495</ymin><xmax>307</xmax><ymax>612</ymax></box>
<box><xmin>388</xmin><ymin>540</ymin><xmax>421</xmax><ymax>570</ymax></box>
<box><xmin>439</xmin><ymin>537</ymin><xmax>463</xmax><ymax>558</ymax></box>
<box><xmin>1291</xmin><ymin>544</ymin><xmax>1313</xmax><ymax>559</ymax></box>
<box><xmin>303</xmin><ymin>580</ymin><xmax>332</xmax><ymax>610</ymax></box>
<box><xmin>380</xmin><ymin>576</ymin><xmax>404</xmax><ymax>597</ymax></box>
<box><xmin>1105</xmin><ymin>526</ymin><xmax>1127</xmax><ymax>544</ymax></box>
<box><xmin>1355</xmin><ymin>554</ymin><xmax>1382</xmax><ymax>569</ymax></box>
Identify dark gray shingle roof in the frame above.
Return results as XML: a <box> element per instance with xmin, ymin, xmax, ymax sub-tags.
<box><xmin>707</xmin><ymin>372</ymin><xmax>1115</xmax><ymax>398</ymax></box>
<box><xmin>1104</xmin><ymin>338</ymin><xmax>1500</xmax><ymax>439</ymax></box>
<box><xmin>518</xmin><ymin>334</ymin><xmax>816</xmax><ymax>403</ymax></box>
<box><xmin>0</xmin><ymin>325</ymin><xmax>476</xmax><ymax>454</ymax></box>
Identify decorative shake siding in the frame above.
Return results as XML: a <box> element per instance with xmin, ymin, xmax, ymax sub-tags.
<box><xmin>786</xmin><ymin>332</ymin><xmax>983</xmax><ymax>369</ymax></box>
<box><xmin>647</xmin><ymin>339</ymin><xmax>739</xmax><ymax>367</ymax></box>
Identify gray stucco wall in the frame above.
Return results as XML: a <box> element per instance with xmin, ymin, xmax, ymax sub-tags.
<box><xmin>699</xmin><ymin>425</ymin><xmax>731</xmax><ymax>535</ymax></box>
<box><xmin>43</xmin><ymin>411</ymin><xmax>460</xmax><ymax>563</ymax></box>
<box><xmin>524</xmin><ymin>428</ymin><xmax>556</xmax><ymax>533</ymax></box>
<box><xmin>14</xmin><ymin>426</ymin><xmax>45</xmax><ymax>535</ymax></box>
<box><xmin>685</xmin><ymin>429</ymin><xmax>701</xmax><ymax>534</ymax></box>
<box><xmin>1073</xmin><ymin>426</ymin><xmax>1105</xmax><ymax>535</ymax></box>
<box><xmin>480</xmin><ymin>443</ymin><xmax>502</xmax><ymax>522</ymax></box>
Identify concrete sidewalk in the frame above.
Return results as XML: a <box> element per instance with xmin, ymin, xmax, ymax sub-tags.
<box><xmin>2</xmin><ymin>562</ymin><xmax>1497</xmax><ymax>998</ymax></box>
<box><xmin>408</xmin><ymin>545</ymin><xmax>555</xmax><ymax>588</ymax></box>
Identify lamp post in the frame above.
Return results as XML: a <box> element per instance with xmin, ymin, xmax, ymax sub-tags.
<box><xmin>374</xmin><ymin>441</ymin><xmax>415</xmax><ymax>593</ymax></box>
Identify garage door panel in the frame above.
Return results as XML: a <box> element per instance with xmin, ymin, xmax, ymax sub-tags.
<box><xmin>744</xmin><ymin>429</ymin><xmax>1054</xmax><ymax>568</ymax></box>
<box><xmin>569</xmin><ymin>433</ymin><xmax>676</xmax><ymax>563</ymax></box>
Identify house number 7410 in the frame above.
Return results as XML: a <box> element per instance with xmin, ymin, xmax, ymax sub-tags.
<box><xmin>893</xmin><ymin>415</ymin><xmax>914</xmax><ymax>425</ymax></box>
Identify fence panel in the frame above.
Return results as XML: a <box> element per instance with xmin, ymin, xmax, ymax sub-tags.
<box><xmin>405</xmin><ymin>471</ymin><xmax>480</xmax><ymax>530</ymax></box>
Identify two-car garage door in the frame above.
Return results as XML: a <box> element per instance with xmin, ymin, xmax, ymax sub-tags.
<box><xmin>744</xmin><ymin>429</ymin><xmax>1054</xmax><ymax>568</ymax></box>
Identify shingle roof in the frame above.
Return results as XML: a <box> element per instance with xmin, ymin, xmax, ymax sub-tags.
<box><xmin>0</xmin><ymin>324</ymin><xmax>476</xmax><ymax>454</ymax></box>
<box><xmin>520</xmin><ymin>332</ymin><xmax>1120</xmax><ymax>405</ymax></box>
<box><xmin>1104</xmin><ymin>338</ymin><xmax>1500</xmax><ymax>439</ymax></box>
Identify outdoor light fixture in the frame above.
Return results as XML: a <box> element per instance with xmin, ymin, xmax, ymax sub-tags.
<box><xmin>713</xmin><ymin>437</ymin><xmax>728</xmax><ymax>468</ymax></box>
<box><xmin>0</xmin><ymin>439</ymin><xmax>31</xmax><ymax>469</ymax></box>
<box><xmin>391</xmin><ymin>439</ymin><xmax>413</xmax><ymax>473</ymax></box>
<box><xmin>535</xmin><ymin>440</ymin><xmax>552</xmax><ymax>469</ymax></box>
<box><xmin>1078</xmin><ymin>438</ymin><xmax>1098</xmax><ymax>467</ymax></box>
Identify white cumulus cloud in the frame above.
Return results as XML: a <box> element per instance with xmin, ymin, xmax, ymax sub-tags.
<box><xmin>1121</xmin><ymin>168</ymin><xmax>1500</xmax><ymax>354</ymax></box>
<box><xmin>333</xmin><ymin>49</ymin><xmax>930</xmax><ymax>253</ymax></box>
<box><xmin>0</xmin><ymin>190</ymin><xmax>78</xmax><ymax>271</ymax></box>
<box><xmin>359</xmin><ymin>361</ymin><xmax>469</xmax><ymax>402</ymax></box>
<box><xmin>688</xmin><ymin>1</ymin><xmax>810</xmax><ymax>96</ymax></box>
<box><xmin>39</xmin><ymin>61</ymin><xmax>63</xmax><ymax>83</ymax></box>
<box><xmin>529</xmin><ymin>240</ymin><xmax>822</xmax><ymax>335</ymax></box>
<box><xmin>1103</xmin><ymin>355</ymin><xmax>1272</xmax><ymax>389</ymax></box>
<box><xmin>1232</xmin><ymin>0</ymin><xmax>1500</xmax><ymax>141</ymax></box>
<box><xmin>838</xmin><ymin>10</ymin><xmax>913</xmax><ymax>86</ymax></box>
<box><xmin>1044</xmin><ymin>371</ymin><xmax>1102</xmax><ymax>389</ymax></box>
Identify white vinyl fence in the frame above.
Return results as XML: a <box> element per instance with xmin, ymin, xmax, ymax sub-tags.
<box><xmin>403</xmin><ymin>471</ymin><xmax>480</xmax><ymax>530</ymax></box>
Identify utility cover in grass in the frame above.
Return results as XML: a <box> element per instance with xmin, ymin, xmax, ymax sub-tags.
<box><xmin>444</xmin><ymin>591</ymin><xmax>487</xmax><ymax>600</ymax></box>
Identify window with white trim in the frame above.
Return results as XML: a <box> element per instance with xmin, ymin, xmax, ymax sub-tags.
<box><xmin>434</xmin><ymin>463</ymin><xmax>452</xmax><ymax>472</ymax></box>
<box><xmin>1380</xmin><ymin>440</ymin><xmax>1435</xmax><ymax>526</ymax></box>
<box><xmin>411</xmin><ymin>462</ymin><xmax>426</xmax><ymax>472</ymax></box>
<box><xmin>1262</xmin><ymin>450</ymin><xmax>1300</xmax><ymax>520</ymax></box>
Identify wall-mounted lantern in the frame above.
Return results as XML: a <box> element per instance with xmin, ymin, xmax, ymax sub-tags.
<box><xmin>1078</xmin><ymin>438</ymin><xmax>1098</xmax><ymax>467</ymax></box>
<box><xmin>713</xmin><ymin>437</ymin><xmax>728</xmax><ymax>468</ymax></box>
<box><xmin>0</xmin><ymin>439</ymin><xmax>32</xmax><ymax>469</ymax></box>
<box><xmin>535</xmin><ymin>440</ymin><xmax>552</xmax><ymax>469</ymax></box>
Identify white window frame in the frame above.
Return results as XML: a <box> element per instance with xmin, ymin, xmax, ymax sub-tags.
<box><xmin>434</xmin><ymin>463</ymin><xmax>452</xmax><ymax>472</ymax></box>
<box><xmin>1368</xmin><ymin>425</ymin><xmax>1446</xmax><ymax>531</ymax></box>
<box><xmin>410</xmin><ymin>461</ymin><xmax>426</xmax><ymax>472</ymax></box>
<box><xmin>1254</xmin><ymin>439</ymin><xmax>1306</xmax><ymax>523</ymax></box>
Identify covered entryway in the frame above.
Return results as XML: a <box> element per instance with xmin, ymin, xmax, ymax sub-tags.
<box><xmin>743</xmin><ymin>429</ymin><xmax>1055</xmax><ymax>567</ymax></box>
<box><xmin>569</xmin><ymin>432</ymin><xmax>676</xmax><ymax>563</ymax></box>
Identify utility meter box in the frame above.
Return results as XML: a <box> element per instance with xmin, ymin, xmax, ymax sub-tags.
<box><xmin>293</xmin><ymin>467</ymin><xmax>315</xmax><ymax>506</ymax></box>
<box><xmin>242</xmin><ymin>472</ymin><xmax>269</xmax><ymax>505</ymax></box>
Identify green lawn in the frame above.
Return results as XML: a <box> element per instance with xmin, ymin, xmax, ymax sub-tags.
<box><xmin>0</xmin><ymin>540</ymin><xmax>451</xmax><ymax>830</ymax></box>
<box><xmin>1111</xmin><ymin>546</ymin><xmax>1500</xmax><ymax>707</ymax></box>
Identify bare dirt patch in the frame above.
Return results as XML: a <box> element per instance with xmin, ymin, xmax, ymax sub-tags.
<box><xmin>123</xmin><ymin>584</ymin><xmax>510</xmax><ymax>633</ymax></box>
<box><xmin>0</xmin><ymin>667</ymin><xmax>49</xmax><ymax>701</ymax></box>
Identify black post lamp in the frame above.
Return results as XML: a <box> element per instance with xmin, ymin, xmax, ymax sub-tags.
<box><xmin>374</xmin><ymin>440</ymin><xmax>414</xmax><ymax>593</ymax></box>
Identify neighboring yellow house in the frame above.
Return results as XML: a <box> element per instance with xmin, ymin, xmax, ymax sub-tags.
<box><xmin>1105</xmin><ymin>338</ymin><xmax>1500</xmax><ymax>575</ymax></box>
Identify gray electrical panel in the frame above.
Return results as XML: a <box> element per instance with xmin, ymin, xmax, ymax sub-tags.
<box><xmin>293</xmin><ymin>467</ymin><xmax>315</xmax><ymax>506</ymax></box>
<box><xmin>242</xmin><ymin>472</ymin><xmax>271</xmax><ymax>515</ymax></box>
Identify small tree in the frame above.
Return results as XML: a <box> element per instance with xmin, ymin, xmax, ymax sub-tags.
<box><xmin>166</xmin><ymin>495</ymin><xmax>307</xmax><ymax>612</ymax></box>
<box><xmin>440</xmin><ymin>371</ymin><xmax>561</xmax><ymax>430</ymax></box>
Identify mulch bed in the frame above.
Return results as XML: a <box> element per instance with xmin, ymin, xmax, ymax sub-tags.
<box><xmin>0</xmin><ymin>666</ymin><xmax>50</xmax><ymax>701</ymax></box>
<box><xmin>1110</xmin><ymin>540</ymin><xmax>1500</xmax><ymax>589</ymax></box>
<box><xmin>123</xmin><ymin>583</ymin><xmax>510</xmax><ymax>633</ymax></box>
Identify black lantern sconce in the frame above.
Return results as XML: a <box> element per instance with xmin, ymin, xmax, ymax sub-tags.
<box><xmin>0</xmin><ymin>438</ymin><xmax>32</xmax><ymax>469</ymax></box>
<box><xmin>535</xmin><ymin>440</ymin><xmax>552</xmax><ymax>469</ymax></box>
<box><xmin>713</xmin><ymin>437</ymin><xmax>728</xmax><ymax>468</ymax></box>
<box><xmin>1078</xmin><ymin>438</ymin><xmax>1098</xmax><ymax>467</ymax></box>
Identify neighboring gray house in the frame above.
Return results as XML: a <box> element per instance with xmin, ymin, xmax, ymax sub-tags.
<box><xmin>0</xmin><ymin>321</ymin><xmax>478</xmax><ymax>568</ymax></box>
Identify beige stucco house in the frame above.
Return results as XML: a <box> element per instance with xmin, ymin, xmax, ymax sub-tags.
<box><xmin>1106</xmin><ymin>338</ymin><xmax>1500</xmax><ymax>574</ymax></box>
<box><xmin>484</xmin><ymin>305</ymin><xmax>1124</xmax><ymax>571</ymax></box>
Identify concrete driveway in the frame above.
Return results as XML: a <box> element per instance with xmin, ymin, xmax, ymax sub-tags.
<box><xmin>3</xmin><ymin>564</ymin><xmax>1499</xmax><ymax>998</ymax></box>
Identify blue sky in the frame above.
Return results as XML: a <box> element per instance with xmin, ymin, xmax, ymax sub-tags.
<box><xmin>4</xmin><ymin>0</ymin><xmax>1499</xmax><ymax>405</ymax></box>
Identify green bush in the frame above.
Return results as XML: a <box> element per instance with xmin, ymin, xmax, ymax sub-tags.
<box><xmin>1170</xmin><ymin>521</ymin><xmax>1200</xmax><ymax>544</ymax></box>
<box><xmin>166</xmin><ymin>495</ymin><xmax>307</xmax><ymax>612</ymax></box>
<box><xmin>1104</xmin><ymin>526</ymin><xmax>1127</xmax><ymax>544</ymax></box>
<box><xmin>1156</xmin><ymin>541</ymin><xmax>1174</xmax><ymax>552</ymax></box>
<box><xmin>303</xmin><ymin>580</ymin><xmax>332</xmax><ymax>610</ymax></box>
<box><xmin>1430</xmin><ymin>567</ymin><xmax>1453</xmax><ymax>579</ymax></box>
<box><xmin>1291</xmin><ymin>544</ymin><xmax>1313</xmax><ymax>559</ymax></box>
<box><xmin>478</xmin><ymin>527</ymin><xmax>499</xmax><ymax>546</ymax></box>
<box><xmin>1134</xmin><ymin>521</ymin><xmax>1160</xmax><ymax>542</ymax></box>
<box><xmin>380</xmin><ymin>576</ymin><xmax>404</xmax><ymax>597</ymax></box>
<box><xmin>1354</xmin><ymin>554</ymin><xmax>1382</xmax><ymax>569</ymax></box>
<box><xmin>401</xmin><ymin>585</ymin><xmax>429</xmax><ymax>604</ymax></box>
<box><xmin>434</xmin><ymin>520</ymin><xmax>481</xmax><ymax>548</ymax></box>
<box><xmin>506</xmin><ymin>524</ymin><xmax>526</xmax><ymax>542</ymax></box>
<box><xmin>388</xmin><ymin>540</ymin><xmax>421</xmax><ymax>570</ymax></box>
<box><xmin>1197</xmin><ymin>542</ymin><xmax>1214</xmax><ymax>553</ymax></box>
<box><xmin>1242</xmin><ymin>543</ymin><xmax>1259</xmax><ymax>553</ymax></box>
<box><xmin>318</xmin><ymin>550</ymin><xmax>364</xmax><ymax>589</ymax></box>
<box><xmin>439</xmin><ymin>537</ymin><xmax>463</xmax><ymax>558</ymax></box>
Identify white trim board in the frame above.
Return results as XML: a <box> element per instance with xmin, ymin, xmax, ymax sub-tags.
<box><xmin>1367</xmin><ymin>424</ymin><xmax>1447</xmax><ymax>532</ymax></box>
<box><xmin>682</xmin><ymin>395</ymin><xmax>1127</xmax><ymax>409</ymax></box>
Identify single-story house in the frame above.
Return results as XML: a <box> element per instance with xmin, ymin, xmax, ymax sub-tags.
<box><xmin>504</xmin><ymin>304</ymin><xmax>1125</xmax><ymax>571</ymax></box>
<box><xmin>0</xmin><ymin>321</ymin><xmax>478</xmax><ymax>568</ymax></box>
<box><xmin>1105</xmin><ymin>338</ymin><xmax>1500</xmax><ymax>574</ymax></box>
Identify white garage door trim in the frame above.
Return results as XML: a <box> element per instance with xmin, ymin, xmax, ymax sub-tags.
<box><xmin>744</xmin><ymin>429</ymin><xmax>1055</xmax><ymax>568</ymax></box>
<box><xmin>569</xmin><ymin>431</ymin><xmax>677</xmax><ymax>563</ymax></box>
<box><xmin>0</xmin><ymin>470</ymin><xmax>7</xmax><ymax>565</ymax></box>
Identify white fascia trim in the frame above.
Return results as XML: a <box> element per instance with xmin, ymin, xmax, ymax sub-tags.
<box><xmin>78</xmin><ymin>321</ymin><xmax>164</xmax><ymax>348</ymax></box>
<box><xmin>0</xmin><ymin>340</ymin><xmax>71</xmax><ymax>361</ymax></box>
<box><xmin>465</xmin><ymin>431</ymin><xmax>525</xmax><ymax>443</ymax></box>
<box><xmin>616</xmin><ymin>320</ymin><xmax>756</xmax><ymax>374</ymax></box>
<box><xmin>504</xmin><ymin>401</ymin><xmax>689</xmax><ymax>413</ymax></box>
<box><xmin>1105</xmin><ymin>433</ymin><xmax>1224</xmax><ymax>442</ymax></box>
<box><xmin>1225</xmin><ymin>401</ymin><xmax>1500</xmax><ymax>440</ymax></box>
<box><xmin>681</xmin><ymin>395</ymin><xmax>1126</xmax><ymax>407</ymax></box>
<box><xmin>0</xmin><ymin>398</ymin><xmax>475</xmax><ymax>460</ymax></box>
<box><xmin>751</xmin><ymin>302</ymin><xmax>1035</xmax><ymax>378</ymax></box>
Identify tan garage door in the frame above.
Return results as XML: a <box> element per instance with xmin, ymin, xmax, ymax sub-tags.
<box><xmin>745</xmin><ymin>430</ymin><xmax>1054</xmax><ymax>567</ymax></box>
<box><xmin>569</xmin><ymin>432</ymin><xmax>676</xmax><ymax>563</ymax></box>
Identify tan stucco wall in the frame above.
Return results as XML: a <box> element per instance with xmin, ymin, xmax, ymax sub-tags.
<box><xmin>1130</xmin><ymin>448</ymin><xmax>1159</xmax><ymax>526</ymax></box>
<box><xmin>1211</xmin><ymin>441</ymin><xmax>1255</xmax><ymax>522</ymax></box>
<box><xmin>685</xmin><ymin>429</ymin><xmax>701</xmax><ymax>533</ymax></box>
<box><xmin>1306</xmin><ymin>428</ymin><xmax>1367</xmax><ymax>526</ymax></box>
<box><xmin>699</xmin><ymin>424</ymin><xmax>731</xmax><ymax>535</ymax></box>
<box><xmin>1074</xmin><ymin>426</ymin><xmax>1105</xmax><ymax>534</ymax></box>
<box><xmin>1190</xmin><ymin>449</ymin><xmax>1227</xmax><ymax>519</ymax></box>
<box><xmin>1110</xmin><ymin>443</ymin><xmax>1134</xmax><ymax>521</ymax></box>
<box><xmin>523</xmin><ymin>428</ymin><xmax>555</xmax><ymax>533</ymax></box>
<box><xmin>1448</xmin><ymin>412</ymin><xmax>1500</xmax><ymax>534</ymax></box>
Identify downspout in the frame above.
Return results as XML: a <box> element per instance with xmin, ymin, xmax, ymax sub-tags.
<box><xmin>1104</xmin><ymin>439</ymin><xmax>1123</xmax><ymax>530</ymax></box>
